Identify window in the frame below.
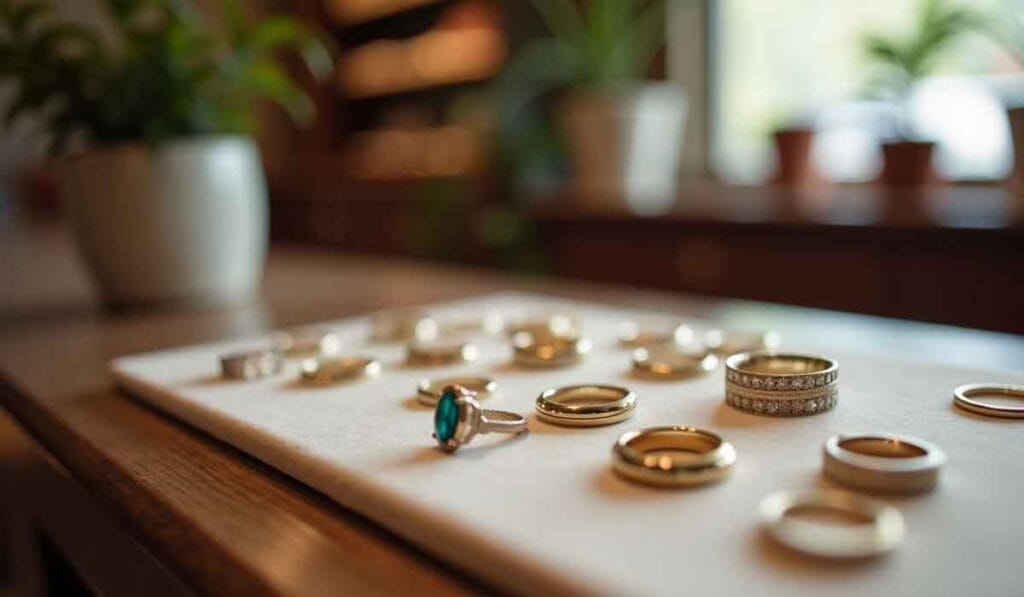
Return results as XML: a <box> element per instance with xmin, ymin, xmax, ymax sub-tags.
<box><xmin>709</xmin><ymin>0</ymin><xmax>1024</xmax><ymax>183</ymax></box>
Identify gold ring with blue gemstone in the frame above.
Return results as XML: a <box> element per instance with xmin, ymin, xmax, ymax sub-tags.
<box><xmin>432</xmin><ymin>384</ymin><xmax>527</xmax><ymax>452</ymax></box>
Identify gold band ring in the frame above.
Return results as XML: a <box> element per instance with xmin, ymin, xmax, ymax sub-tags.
<box><xmin>759</xmin><ymin>489</ymin><xmax>905</xmax><ymax>559</ymax></box>
<box><xmin>953</xmin><ymin>383</ymin><xmax>1024</xmax><ymax>419</ymax></box>
<box><xmin>632</xmin><ymin>346</ymin><xmax>718</xmax><ymax>379</ymax></box>
<box><xmin>406</xmin><ymin>337</ymin><xmax>478</xmax><ymax>366</ymax></box>
<box><xmin>417</xmin><ymin>376</ymin><xmax>497</xmax><ymax>406</ymax></box>
<box><xmin>300</xmin><ymin>356</ymin><xmax>381</xmax><ymax>385</ymax></box>
<box><xmin>823</xmin><ymin>434</ymin><xmax>945</xmax><ymax>494</ymax></box>
<box><xmin>513</xmin><ymin>334</ymin><xmax>591</xmax><ymax>368</ymax></box>
<box><xmin>535</xmin><ymin>385</ymin><xmax>637</xmax><ymax>427</ymax></box>
<box><xmin>611</xmin><ymin>426</ymin><xmax>736</xmax><ymax>487</ymax></box>
<box><xmin>272</xmin><ymin>328</ymin><xmax>341</xmax><ymax>357</ymax></box>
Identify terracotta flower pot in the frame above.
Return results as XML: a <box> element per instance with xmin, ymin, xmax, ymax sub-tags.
<box><xmin>1006</xmin><ymin>107</ymin><xmax>1024</xmax><ymax>201</ymax></box>
<box><xmin>880</xmin><ymin>141</ymin><xmax>936</xmax><ymax>188</ymax></box>
<box><xmin>772</xmin><ymin>127</ymin><xmax>817</xmax><ymax>187</ymax></box>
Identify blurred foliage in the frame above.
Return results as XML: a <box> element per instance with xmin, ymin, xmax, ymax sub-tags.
<box><xmin>863</xmin><ymin>0</ymin><xmax>979</xmax><ymax>102</ymax></box>
<box><xmin>0</xmin><ymin>0</ymin><xmax>333</xmax><ymax>153</ymax></box>
<box><xmin>975</xmin><ymin>7</ymin><xmax>1024</xmax><ymax>67</ymax></box>
<box><xmin>493</xmin><ymin>0</ymin><xmax>666</xmax><ymax>200</ymax></box>
<box><xmin>522</xmin><ymin>0</ymin><xmax>666</xmax><ymax>88</ymax></box>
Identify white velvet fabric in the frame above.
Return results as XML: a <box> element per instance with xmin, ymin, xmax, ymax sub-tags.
<box><xmin>111</xmin><ymin>293</ymin><xmax>1024</xmax><ymax>596</ymax></box>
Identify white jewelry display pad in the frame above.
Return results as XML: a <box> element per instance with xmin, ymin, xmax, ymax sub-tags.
<box><xmin>111</xmin><ymin>292</ymin><xmax>1024</xmax><ymax>596</ymax></box>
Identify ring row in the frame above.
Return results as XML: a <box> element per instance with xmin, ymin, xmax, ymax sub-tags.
<box><xmin>725</xmin><ymin>385</ymin><xmax>839</xmax><ymax>416</ymax></box>
<box><xmin>725</xmin><ymin>369</ymin><xmax>837</xmax><ymax>390</ymax></box>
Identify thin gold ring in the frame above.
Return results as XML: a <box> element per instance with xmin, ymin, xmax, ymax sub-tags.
<box><xmin>513</xmin><ymin>334</ymin><xmax>591</xmax><ymax>368</ymax></box>
<box><xmin>417</xmin><ymin>376</ymin><xmax>497</xmax><ymax>406</ymax></box>
<box><xmin>632</xmin><ymin>346</ymin><xmax>718</xmax><ymax>379</ymax></box>
<box><xmin>611</xmin><ymin>426</ymin><xmax>736</xmax><ymax>487</ymax></box>
<box><xmin>272</xmin><ymin>328</ymin><xmax>341</xmax><ymax>357</ymax></box>
<box><xmin>535</xmin><ymin>385</ymin><xmax>636</xmax><ymax>427</ymax></box>
<box><xmin>759</xmin><ymin>489</ymin><xmax>905</xmax><ymax>559</ymax></box>
<box><xmin>300</xmin><ymin>356</ymin><xmax>381</xmax><ymax>385</ymax></box>
<box><xmin>953</xmin><ymin>383</ymin><xmax>1024</xmax><ymax>419</ymax></box>
<box><xmin>406</xmin><ymin>337</ymin><xmax>478</xmax><ymax>366</ymax></box>
<box><xmin>823</xmin><ymin>434</ymin><xmax>945</xmax><ymax>494</ymax></box>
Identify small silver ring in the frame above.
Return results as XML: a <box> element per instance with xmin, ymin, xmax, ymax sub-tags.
<box><xmin>433</xmin><ymin>385</ymin><xmax>527</xmax><ymax>452</ymax></box>
<box><xmin>823</xmin><ymin>434</ymin><xmax>945</xmax><ymax>494</ymax></box>
<box><xmin>759</xmin><ymin>489</ymin><xmax>905</xmax><ymax>559</ymax></box>
<box><xmin>220</xmin><ymin>349</ymin><xmax>284</xmax><ymax>380</ymax></box>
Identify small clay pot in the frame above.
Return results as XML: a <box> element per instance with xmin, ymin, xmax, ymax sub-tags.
<box><xmin>880</xmin><ymin>141</ymin><xmax>936</xmax><ymax>188</ymax></box>
<box><xmin>773</xmin><ymin>128</ymin><xmax>817</xmax><ymax>187</ymax></box>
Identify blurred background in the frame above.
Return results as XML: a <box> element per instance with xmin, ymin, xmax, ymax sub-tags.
<box><xmin>2</xmin><ymin>0</ymin><xmax>1023</xmax><ymax>334</ymax></box>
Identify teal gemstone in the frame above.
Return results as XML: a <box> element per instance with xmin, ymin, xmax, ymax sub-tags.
<box><xmin>434</xmin><ymin>390</ymin><xmax>460</xmax><ymax>444</ymax></box>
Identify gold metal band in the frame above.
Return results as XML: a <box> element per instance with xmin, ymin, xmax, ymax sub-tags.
<box><xmin>535</xmin><ymin>385</ymin><xmax>637</xmax><ymax>427</ymax></box>
<box><xmin>513</xmin><ymin>334</ymin><xmax>591</xmax><ymax>368</ymax></box>
<box><xmin>300</xmin><ymin>356</ymin><xmax>381</xmax><ymax>385</ymax></box>
<box><xmin>632</xmin><ymin>346</ymin><xmax>718</xmax><ymax>379</ymax></box>
<box><xmin>611</xmin><ymin>426</ymin><xmax>736</xmax><ymax>487</ymax></box>
<box><xmin>953</xmin><ymin>383</ymin><xmax>1024</xmax><ymax>419</ymax></box>
<box><xmin>759</xmin><ymin>489</ymin><xmax>905</xmax><ymax>559</ymax></box>
<box><xmin>417</xmin><ymin>376</ymin><xmax>497</xmax><ymax>406</ymax></box>
<box><xmin>272</xmin><ymin>328</ymin><xmax>341</xmax><ymax>357</ymax></box>
<box><xmin>406</xmin><ymin>337</ymin><xmax>478</xmax><ymax>366</ymax></box>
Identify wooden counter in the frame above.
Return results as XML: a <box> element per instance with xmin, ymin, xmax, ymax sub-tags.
<box><xmin>2</xmin><ymin>220</ymin><xmax>1022</xmax><ymax>596</ymax></box>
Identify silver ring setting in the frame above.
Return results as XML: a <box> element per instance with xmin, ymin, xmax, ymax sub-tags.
<box><xmin>759</xmin><ymin>489</ymin><xmax>905</xmax><ymax>559</ymax></box>
<box><xmin>220</xmin><ymin>349</ymin><xmax>284</xmax><ymax>380</ymax></box>
<box><xmin>823</xmin><ymin>434</ymin><xmax>945</xmax><ymax>494</ymax></box>
<box><xmin>433</xmin><ymin>384</ymin><xmax>527</xmax><ymax>452</ymax></box>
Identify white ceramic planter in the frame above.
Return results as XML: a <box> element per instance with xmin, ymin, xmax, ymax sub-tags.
<box><xmin>559</xmin><ymin>83</ymin><xmax>688</xmax><ymax>214</ymax></box>
<box><xmin>59</xmin><ymin>136</ymin><xmax>268</xmax><ymax>308</ymax></box>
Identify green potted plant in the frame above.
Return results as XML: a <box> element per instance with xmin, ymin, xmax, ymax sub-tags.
<box><xmin>976</xmin><ymin>12</ymin><xmax>1024</xmax><ymax>200</ymax></box>
<box><xmin>509</xmin><ymin>0</ymin><xmax>682</xmax><ymax>213</ymax></box>
<box><xmin>862</xmin><ymin>0</ymin><xmax>975</xmax><ymax>188</ymax></box>
<box><xmin>0</xmin><ymin>0</ymin><xmax>331</xmax><ymax>308</ymax></box>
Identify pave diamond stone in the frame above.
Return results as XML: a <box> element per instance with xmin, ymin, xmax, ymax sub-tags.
<box><xmin>791</xmin><ymin>401</ymin><xmax>804</xmax><ymax>414</ymax></box>
<box><xmin>752</xmin><ymin>377</ymin><xmax>762</xmax><ymax>388</ymax></box>
<box><xmin>752</xmin><ymin>400</ymin><xmax>764</xmax><ymax>412</ymax></box>
<box><xmin>434</xmin><ymin>389</ymin><xmax>460</xmax><ymax>443</ymax></box>
<box><xmin>776</xmin><ymin>379</ymin><xmax>788</xmax><ymax>390</ymax></box>
<box><xmin>764</xmin><ymin>379</ymin><xmax>775</xmax><ymax>389</ymax></box>
<box><xmin>766</xmin><ymin>402</ymin><xmax>779</xmax><ymax>414</ymax></box>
